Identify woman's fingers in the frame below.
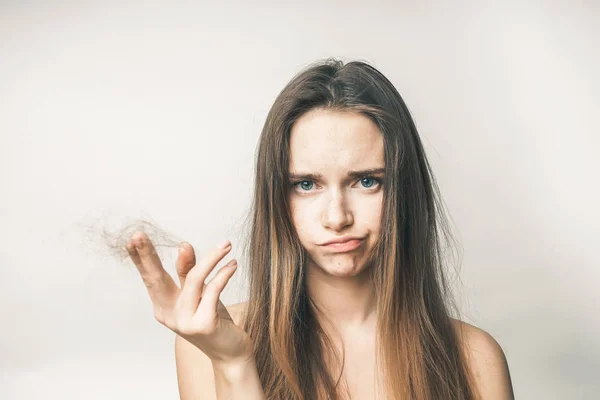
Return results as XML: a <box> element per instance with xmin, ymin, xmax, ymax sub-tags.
<box><xmin>127</xmin><ymin>234</ymin><xmax>237</xmax><ymax>333</ymax></box>
<box><xmin>196</xmin><ymin>260</ymin><xmax>238</xmax><ymax>320</ymax></box>
<box><xmin>175</xmin><ymin>242</ymin><xmax>196</xmax><ymax>287</ymax></box>
<box><xmin>127</xmin><ymin>232</ymin><xmax>180</xmax><ymax>324</ymax></box>
<box><xmin>178</xmin><ymin>240</ymin><xmax>232</xmax><ymax>319</ymax></box>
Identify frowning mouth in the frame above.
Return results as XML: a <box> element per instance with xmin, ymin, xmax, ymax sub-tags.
<box><xmin>320</xmin><ymin>235</ymin><xmax>364</xmax><ymax>246</ymax></box>
<box><xmin>322</xmin><ymin>239</ymin><xmax>363</xmax><ymax>253</ymax></box>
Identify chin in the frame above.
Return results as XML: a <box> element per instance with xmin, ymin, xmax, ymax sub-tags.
<box><xmin>310</xmin><ymin>257</ymin><xmax>369</xmax><ymax>278</ymax></box>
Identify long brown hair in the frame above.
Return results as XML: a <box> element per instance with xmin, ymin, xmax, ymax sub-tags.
<box><xmin>240</xmin><ymin>58</ymin><xmax>479</xmax><ymax>399</ymax></box>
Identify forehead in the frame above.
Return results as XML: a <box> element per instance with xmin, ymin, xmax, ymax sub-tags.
<box><xmin>288</xmin><ymin>108</ymin><xmax>384</xmax><ymax>172</ymax></box>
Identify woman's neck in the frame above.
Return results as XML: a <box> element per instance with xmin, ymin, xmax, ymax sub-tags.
<box><xmin>305</xmin><ymin>261</ymin><xmax>378</xmax><ymax>336</ymax></box>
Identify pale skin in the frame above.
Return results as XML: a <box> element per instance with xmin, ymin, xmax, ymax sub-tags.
<box><xmin>128</xmin><ymin>108</ymin><xmax>514</xmax><ymax>399</ymax></box>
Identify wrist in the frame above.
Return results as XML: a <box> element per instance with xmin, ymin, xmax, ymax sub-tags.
<box><xmin>212</xmin><ymin>357</ymin><xmax>265</xmax><ymax>399</ymax></box>
<box><xmin>212</xmin><ymin>357</ymin><xmax>257</xmax><ymax>382</ymax></box>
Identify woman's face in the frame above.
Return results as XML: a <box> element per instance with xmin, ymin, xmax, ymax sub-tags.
<box><xmin>288</xmin><ymin>108</ymin><xmax>384</xmax><ymax>278</ymax></box>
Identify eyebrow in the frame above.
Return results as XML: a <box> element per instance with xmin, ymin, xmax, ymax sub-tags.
<box><xmin>288</xmin><ymin>167</ymin><xmax>385</xmax><ymax>181</ymax></box>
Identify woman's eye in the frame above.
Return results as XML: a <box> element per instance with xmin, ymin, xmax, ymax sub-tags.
<box><xmin>293</xmin><ymin>177</ymin><xmax>381</xmax><ymax>192</ymax></box>
<box><xmin>360</xmin><ymin>177</ymin><xmax>378</xmax><ymax>188</ymax></box>
<box><xmin>298</xmin><ymin>181</ymin><xmax>314</xmax><ymax>191</ymax></box>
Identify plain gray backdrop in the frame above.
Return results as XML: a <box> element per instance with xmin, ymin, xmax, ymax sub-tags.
<box><xmin>1</xmin><ymin>1</ymin><xmax>598</xmax><ymax>399</ymax></box>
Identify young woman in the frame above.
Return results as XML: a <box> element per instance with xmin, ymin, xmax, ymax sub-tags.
<box><xmin>125</xmin><ymin>59</ymin><xmax>514</xmax><ymax>399</ymax></box>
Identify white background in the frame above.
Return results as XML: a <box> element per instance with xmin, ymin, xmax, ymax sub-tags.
<box><xmin>1</xmin><ymin>1</ymin><xmax>598</xmax><ymax>399</ymax></box>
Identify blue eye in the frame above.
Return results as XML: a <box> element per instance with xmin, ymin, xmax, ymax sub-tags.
<box><xmin>360</xmin><ymin>177</ymin><xmax>376</xmax><ymax>188</ymax></box>
<box><xmin>298</xmin><ymin>181</ymin><xmax>314</xmax><ymax>191</ymax></box>
<box><xmin>292</xmin><ymin>176</ymin><xmax>382</xmax><ymax>193</ymax></box>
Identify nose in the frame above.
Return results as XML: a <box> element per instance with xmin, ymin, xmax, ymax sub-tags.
<box><xmin>321</xmin><ymin>191</ymin><xmax>354</xmax><ymax>231</ymax></box>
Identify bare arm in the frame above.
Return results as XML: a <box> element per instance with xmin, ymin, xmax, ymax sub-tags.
<box><xmin>175</xmin><ymin>302</ymin><xmax>263</xmax><ymax>400</ymax></box>
<box><xmin>175</xmin><ymin>334</ymin><xmax>217</xmax><ymax>400</ymax></box>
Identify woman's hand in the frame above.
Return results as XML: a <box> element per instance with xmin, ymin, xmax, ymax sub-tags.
<box><xmin>126</xmin><ymin>232</ymin><xmax>254</xmax><ymax>366</ymax></box>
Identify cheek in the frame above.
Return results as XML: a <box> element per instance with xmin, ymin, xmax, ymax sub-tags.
<box><xmin>361</xmin><ymin>192</ymin><xmax>383</xmax><ymax>216</ymax></box>
<box><xmin>363</xmin><ymin>194</ymin><xmax>384</xmax><ymax>234</ymax></box>
<box><xmin>289</xmin><ymin>200</ymin><xmax>318</xmax><ymax>243</ymax></box>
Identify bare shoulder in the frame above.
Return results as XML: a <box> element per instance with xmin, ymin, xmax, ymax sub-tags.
<box><xmin>174</xmin><ymin>301</ymin><xmax>249</xmax><ymax>400</ymax></box>
<box><xmin>450</xmin><ymin>318</ymin><xmax>515</xmax><ymax>400</ymax></box>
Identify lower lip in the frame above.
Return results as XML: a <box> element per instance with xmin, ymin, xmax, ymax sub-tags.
<box><xmin>323</xmin><ymin>239</ymin><xmax>363</xmax><ymax>252</ymax></box>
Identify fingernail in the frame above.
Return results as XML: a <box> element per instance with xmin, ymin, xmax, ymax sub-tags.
<box><xmin>217</xmin><ymin>239</ymin><xmax>231</xmax><ymax>249</ymax></box>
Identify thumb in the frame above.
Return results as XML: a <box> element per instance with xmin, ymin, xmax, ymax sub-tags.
<box><xmin>175</xmin><ymin>242</ymin><xmax>196</xmax><ymax>287</ymax></box>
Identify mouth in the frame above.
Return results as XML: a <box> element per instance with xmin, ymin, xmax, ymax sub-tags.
<box><xmin>322</xmin><ymin>239</ymin><xmax>363</xmax><ymax>253</ymax></box>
